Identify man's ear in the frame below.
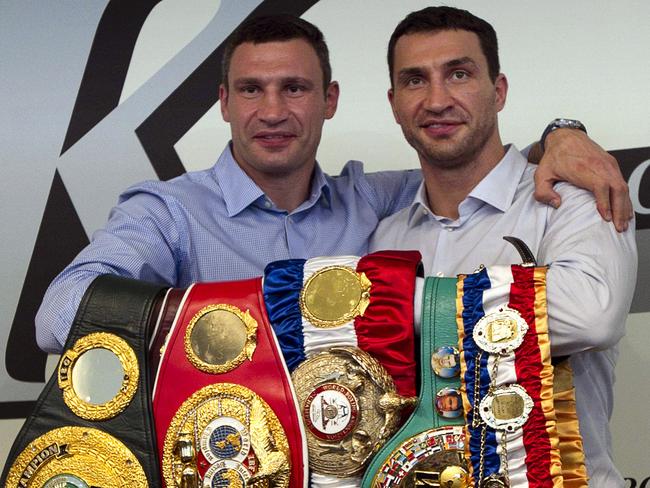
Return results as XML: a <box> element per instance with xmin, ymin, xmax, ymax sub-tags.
<box><xmin>324</xmin><ymin>81</ymin><xmax>340</xmax><ymax>119</ymax></box>
<box><xmin>219</xmin><ymin>84</ymin><xmax>230</xmax><ymax>122</ymax></box>
<box><xmin>387</xmin><ymin>88</ymin><xmax>401</xmax><ymax>125</ymax></box>
<box><xmin>494</xmin><ymin>73</ymin><xmax>508</xmax><ymax>112</ymax></box>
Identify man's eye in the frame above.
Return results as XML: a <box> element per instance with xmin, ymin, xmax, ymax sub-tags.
<box><xmin>240</xmin><ymin>86</ymin><xmax>260</xmax><ymax>96</ymax></box>
<box><xmin>406</xmin><ymin>77</ymin><xmax>424</xmax><ymax>87</ymax></box>
<box><xmin>286</xmin><ymin>85</ymin><xmax>306</xmax><ymax>96</ymax></box>
<box><xmin>451</xmin><ymin>71</ymin><xmax>469</xmax><ymax>80</ymax></box>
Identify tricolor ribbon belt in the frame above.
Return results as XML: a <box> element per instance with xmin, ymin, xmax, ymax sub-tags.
<box><xmin>457</xmin><ymin>265</ymin><xmax>564</xmax><ymax>487</ymax></box>
<box><xmin>263</xmin><ymin>250</ymin><xmax>421</xmax><ymax>397</ymax></box>
<box><xmin>362</xmin><ymin>276</ymin><xmax>467</xmax><ymax>488</ymax></box>
<box><xmin>152</xmin><ymin>278</ymin><xmax>306</xmax><ymax>488</ymax></box>
<box><xmin>263</xmin><ymin>250</ymin><xmax>422</xmax><ymax>487</ymax></box>
<box><xmin>1</xmin><ymin>275</ymin><xmax>166</xmax><ymax>488</ymax></box>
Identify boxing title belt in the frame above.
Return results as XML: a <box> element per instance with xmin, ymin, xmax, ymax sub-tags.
<box><xmin>152</xmin><ymin>278</ymin><xmax>306</xmax><ymax>488</ymax></box>
<box><xmin>264</xmin><ymin>250</ymin><xmax>422</xmax><ymax>396</ymax></box>
<box><xmin>1</xmin><ymin>275</ymin><xmax>166</xmax><ymax>488</ymax></box>
<box><xmin>456</xmin><ymin>265</ymin><xmax>563</xmax><ymax>487</ymax></box>
<box><xmin>362</xmin><ymin>276</ymin><xmax>468</xmax><ymax>488</ymax></box>
<box><xmin>263</xmin><ymin>250</ymin><xmax>421</xmax><ymax>486</ymax></box>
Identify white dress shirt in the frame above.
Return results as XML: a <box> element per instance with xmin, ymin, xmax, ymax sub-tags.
<box><xmin>370</xmin><ymin>145</ymin><xmax>637</xmax><ymax>487</ymax></box>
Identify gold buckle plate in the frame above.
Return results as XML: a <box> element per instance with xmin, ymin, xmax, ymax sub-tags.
<box><xmin>300</xmin><ymin>266</ymin><xmax>371</xmax><ymax>328</ymax></box>
<box><xmin>371</xmin><ymin>426</ymin><xmax>468</xmax><ymax>487</ymax></box>
<box><xmin>162</xmin><ymin>383</ymin><xmax>290</xmax><ymax>487</ymax></box>
<box><xmin>184</xmin><ymin>304</ymin><xmax>258</xmax><ymax>374</ymax></box>
<box><xmin>6</xmin><ymin>426</ymin><xmax>148</xmax><ymax>487</ymax></box>
<box><xmin>292</xmin><ymin>346</ymin><xmax>415</xmax><ymax>477</ymax></box>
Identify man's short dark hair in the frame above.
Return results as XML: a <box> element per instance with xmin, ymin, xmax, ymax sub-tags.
<box><xmin>222</xmin><ymin>14</ymin><xmax>332</xmax><ymax>94</ymax></box>
<box><xmin>388</xmin><ymin>6</ymin><xmax>500</xmax><ymax>86</ymax></box>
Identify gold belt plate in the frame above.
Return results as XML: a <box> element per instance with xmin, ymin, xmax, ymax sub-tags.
<box><xmin>371</xmin><ymin>426</ymin><xmax>468</xmax><ymax>488</ymax></box>
<box><xmin>291</xmin><ymin>346</ymin><xmax>416</xmax><ymax>477</ymax></box>
<box><xmin>162</xmin><ymin>383</ymin><xmax>290</xmax><ymax>488</ymax></box>
<box><xmin>58</xmin><ymin>332</ymin><xmax>139</xmax><ymax>421</ymax></box>
<box><xmin>300</xmin><ymin>266</ymin><xmax>371</xmax><ymax>328</ymax></box>
<box><xmin>184</xmin><ymin>304</ymin><xmax>258</xmax><ymax>374</ymax></box>
<box><xmin>5</xmin><ymin>426</ymin><xmax>148</xmax><ymax>487</ymax></box>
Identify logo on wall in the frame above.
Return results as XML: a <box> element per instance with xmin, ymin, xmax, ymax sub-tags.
<box><xmin>2</xmin><ymin>0</ymin><xmax>319</xmax><ymax>418</ymax></box>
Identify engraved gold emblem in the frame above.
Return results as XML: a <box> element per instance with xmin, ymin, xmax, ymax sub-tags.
<box><xmin>5</xmin><ymin>426</ymin><xmax>147</xmax><ymax>487</ymax></box>
<box><xmin>474</xmin><ymin>307</ymin><xmax>528</xmax><ymax>355</ymax></box>
<box><xmin>58</xmin><ymin>332</ymin><xmax>139</xmax><ymax>421</ymax></box>
<box><xmin>371</xmin><ymin>426</ymin><xmax>467</xmax><ymax>487</ymax></box>
<box><xmin>292</xmin><ymin>347</ymin><xmax>416</xmax><ymax>477</ymax></box>
<box><xmin>162</xmin><ymin>383</ymin><xmax>290</xmax><ymax>488</ymax></box>
<box><xmin>184</xmin><ymin>304</ymin><xmax>257</xmax><ymax>374</ymax></box>
<box><xmin>479</xmin><ymin>384</ymin><xmax>534</xmax><ymax>432</ymax></box>
<box><xmin>300</xmin><ymin>266</ymin><xmax>371</xmax><ymax>328</ymax></box>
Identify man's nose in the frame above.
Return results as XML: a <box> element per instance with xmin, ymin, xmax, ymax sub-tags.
<box><xmin>258</xmin><ymin>92</ymin><xmax>289</xmax><ymax>124</ymax></box>
<box><xmin>424</xmin><ymin>79</ymin><xmax>454</xmax><ymax>113</ymax></box>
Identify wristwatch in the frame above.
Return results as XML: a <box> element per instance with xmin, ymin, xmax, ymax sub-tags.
<box><xmin>540</xmin><ymin>118</ymin><xmax>587</xmax><ymax>152</ymax></box>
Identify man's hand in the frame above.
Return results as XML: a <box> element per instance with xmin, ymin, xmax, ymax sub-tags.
<box><xmin>532</xmin><ymin>129</ymin><xmax>633</xmax><ymax>232</ymax></box>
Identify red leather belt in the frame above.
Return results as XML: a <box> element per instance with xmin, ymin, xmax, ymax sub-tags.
<box><xmin>153</xmin><ymin>278</ymin><xmax>306</xmax><ymax>487</ymax></box>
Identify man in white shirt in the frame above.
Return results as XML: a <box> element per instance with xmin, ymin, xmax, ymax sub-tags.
<box><xmin>370</xmin><ymin>7</ymin><xmax>637</xmax><ymax>487</ymax></box>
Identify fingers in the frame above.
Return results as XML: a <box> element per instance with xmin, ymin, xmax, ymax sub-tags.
<box><xmin>609</xmin><ymin>179</ymin><xmax>632</xmax><ymax>232</ymax></box>
<box><xmin>592</xmin><ymin>181</ymin><xmax>613</xmax><ymax>223</ymax></box>
<box><xmin>533</xmin><ymin>169</ymin><xmax>562</xmax><ymax>208</ymax></box>
<box><xmin>590</xmin><ymin>153</ymin><xmax>632</xmax><ymax>232</ymax></box>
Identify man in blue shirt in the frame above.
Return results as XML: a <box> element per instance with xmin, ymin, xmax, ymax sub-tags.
<box><xmin>35</xmin><ymin>14</ymin><xmax>632</xmax><ymax>353</ymax></box>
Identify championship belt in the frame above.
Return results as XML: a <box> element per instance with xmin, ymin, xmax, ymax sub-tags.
<box><xmin>362</xmin><ymin>277</ymin><xmax>468</xmax><ymax>488</ymax></box>
<box><xmin>1</xmin><ymin>275</ymin><xmax>166</xmax><ymax>488</ymax></box>
<box><xmin>264</xmin><ymin>251</ymin><xmax>421</xmax><ymax>486</ymax></box>
<box><xmin>152</xmin><ymin>278</ymin><xmax>306</xmax><ymax>487</ymax></box>
<box><xmin>456</xmin><ymin>265</ymin><xmax>563</xmax><ymax>487</ymax></box>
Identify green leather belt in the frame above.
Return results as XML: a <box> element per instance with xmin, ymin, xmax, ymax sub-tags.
<box><xmin>361</xmin><ymin>277</ymin><xmax>468</xmax><ymax>487</ymax></box>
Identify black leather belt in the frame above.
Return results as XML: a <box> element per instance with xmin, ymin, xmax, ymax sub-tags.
<box><xmin>2</xmin><ymin>275</ymin><xmax>167</xmax><ymax>487</ymax></box>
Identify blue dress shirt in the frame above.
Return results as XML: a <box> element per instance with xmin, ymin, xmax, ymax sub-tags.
<box><xmin>35</xmin><ymin>144</ymin><xmax>421</xmax><ymax>352</ymax></box>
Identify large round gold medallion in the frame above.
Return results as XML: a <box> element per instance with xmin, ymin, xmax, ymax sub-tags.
<box><xmin>300</xmin><ymin>266</ymin><xmax>371</xmax><ymax>328</ymax></box>
<box><xmin>184</xmin><ymin>304</ymin><xmax>258</xmax><ymax>374</ymax></box>
<box><xmin>291</xmin><ymin>347</ymin><xmax>415</xmax><ymax>477</ymax></box>
<box><xmin>58</xmin><ymin>332</ymin><xmax>139</xmax><ymax>421</ymax></box>
<box><xmin>5</xmin><ymin>426</ymin><xmax>148</xmax><ymax>487</ymax></box>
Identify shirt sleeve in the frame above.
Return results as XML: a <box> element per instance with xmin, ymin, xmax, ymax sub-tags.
<box><xmin>538</xmin><ymin>183</ymin><xmax>638</xmax><ymax>356</ymax></box>
<box><xmin>344</xmin><ymin>161</ymin><xmax>422</xmax><ymax>219</ymax></box>
<box><xmin>35</xmin><ymin>187</ymin><xmax>182</xmax><ymax>353</ymax></box>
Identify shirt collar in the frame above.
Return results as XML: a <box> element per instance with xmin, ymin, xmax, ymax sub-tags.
<box><xmin>212</xmin><ymin>143</ymin><xmax>331</xmax><ymax>216</ymax></box>
<box><xmin>467</xmin><ymin>144</ymin><xmax>527</xmax><ymax>212</ymax></box>
<box><xmin>407</xmin><ymin>144</ymin><xmax>527</xmax><ymax>226</ymax></box>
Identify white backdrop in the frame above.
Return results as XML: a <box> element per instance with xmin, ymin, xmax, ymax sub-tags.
<box><xmin>1</xmin><ymin>1</ymin><xmax>648</xmax><ymax>486</ymax></box>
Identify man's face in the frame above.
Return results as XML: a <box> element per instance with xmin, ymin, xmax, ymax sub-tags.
<box><xmin>220</xmin><ymin>39</ymin><xmax>339</xmax><ymax>180</ymax></box>
<box><xmin>439</xmin><ymin>394</ymin><xmax>460</xmax><ymax>412</ymax></box>
<box><xmin>388</xmin><ymin>29</ymin><xmax>507</xmax><ymax>168</ymax></box>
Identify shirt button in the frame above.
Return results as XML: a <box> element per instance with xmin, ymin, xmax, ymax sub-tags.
<box><xmin>264</xmin><ymin>200</ymin><xmax>272</xmax><ymax>208</ymax></box>
<box><xmin>422</xmin><ymin>208</ymin><xmax>428</xmax><ymax>215</ymax></box>
<box><xmin>446</xmin><ymin>227</ymin><xmax>454</xmax><ymax>232</ymax></box>
<box><xmin>436</xmin><ymin>272</ymin><xmax>445</xmax><ymax>277</ymax></box>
